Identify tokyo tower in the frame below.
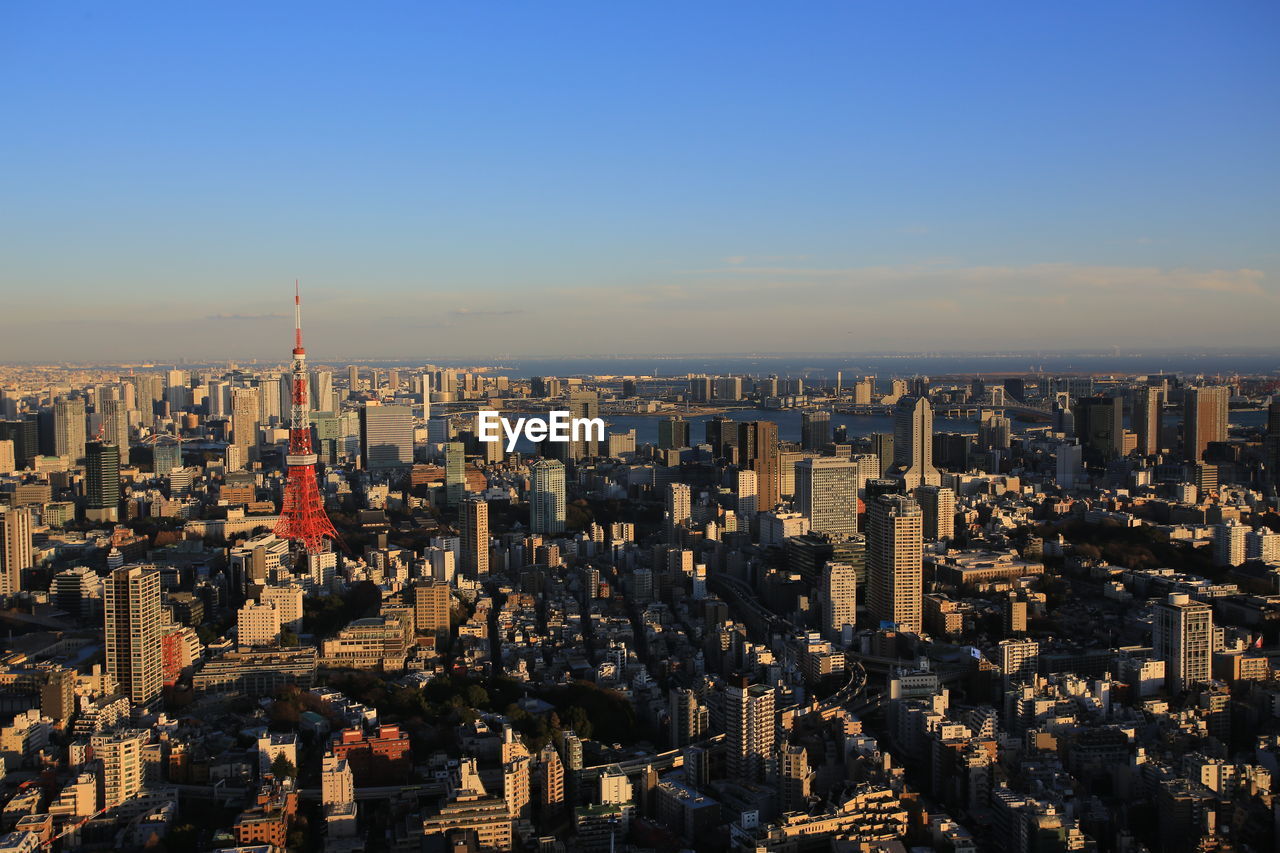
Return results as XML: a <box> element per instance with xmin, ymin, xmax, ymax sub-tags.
<box><xmin>274</xmin><ymin>282</ymin><xmax>339</xmax><ymax>554</ymax></box>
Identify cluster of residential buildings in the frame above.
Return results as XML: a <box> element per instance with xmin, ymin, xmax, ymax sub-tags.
<box><xmin>0</xmin><ymin>362</ymin><xmax>1277</xmax><ymax>851</ymax></box>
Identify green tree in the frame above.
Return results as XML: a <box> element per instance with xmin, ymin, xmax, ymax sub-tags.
<box><xmin>271</xmin><ymin>753</ymin><xmax>297</xmax><ymax>779</ymax></box>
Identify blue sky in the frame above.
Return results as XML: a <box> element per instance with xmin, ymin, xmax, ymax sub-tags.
<box><xmin>2</xmin><ymin>1</ymin><xmax>1277</xmax><ymax>361</ymax></box>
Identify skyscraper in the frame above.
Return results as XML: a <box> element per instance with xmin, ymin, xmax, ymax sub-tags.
<box><xmin>231</xmin><ymin>387</ymin><xmax>260</xmax><ymax>457</ymax></box>
<box><xmin>794</xmin><ymin>457</ymin><xmax>858</xmax><ymax>539</ymax></box>
<box><xmin>822</xmin><ymin>561</ymin><xmax>857</xmax><ymax>642</ymax></box>
<box><xmin>359</xmin><ymin>404</ymin><xmax>414</xmax><ymax>469</ymax></box>
<box><xmin>1184</xmin><ymin>385</ymin><xmax>1229</xmax><ymax>463</ymax></box>
<box><xmin>1153</xmin><ymin>593</ymin><xmax>1213</xmax><ymax>693</ymax></box>
<box><xmin>736</xmin><ymin>469</ymin><xmax>758</xmax><ymax>516</ymax></box>
<box><xmin>871</xmin><ymin>433</ymin><xmax>894</xmax><ymax>477</ymax></box>
<box><xmin>0</xmin><ymin>506</ymin><xmax>34</xmax><ymax>596</ymax></box>
<box><xmin>1133</xmin><ymin>386</ymin><xmax>1162</xmax><ymax>457</ymax></box>
<box><xmin>800</xmin><ymin>410</ymin><xmax>831</xmax><ymax>451</ymax></box>
<box><xmin>85</xmin><ymin>441</ymin><xmax>121</xmax><ymax>523</ymax></box>
<box><xmin>530</xmin><ymin>459</ymin><xmax>566</xmax><ymax>534</ymax></box>
<box><xmin>445</xmin><ymin>441</ymin><xmax>467</xmax><ymax>507</ymax></box>
<box><xmin>889</xmin><ymin>397</ymin><xmax>940</xmax><ymax>489</ymax></box>
<box><xmin>658</xmin><ymin>416</ymin><xmax>690</xmax><ymax>450</ymax></box>
<box><xmin>866</xmin><ymin>494</ymin><xmax>924</xmax><ymax>633</ymax></box>
<box><xmin>100</xmin><ymin>398</ymin><xmax>130</xmax><ymax>456</ymax></box>
<box><xmin>1073</xmin><ymin>395</ymin><xmax>1124</xmax><ymax>460</ymax></box>
<box><xmin>104</xmin><ymin>566</ymin><xmax>163</xmax><ymax>705</ymax></box>
<box><xmin>0</xmin><ymin>418</ymin><xmax>38</xmax><ymax>469</ymax></box>
<box><xmin>666</xmin><ymin>482</ymin><xmax>692</xmax><ymax>543</ymax></box>
<box><xmin>461</xmin><ymin>498</ymin><xmax>490</xmax><ymax>580</ymax></box>
<box><xmin>914</xmin><ymin>485</ymin><xmax>955</xmax><ymax>541</ymax></box>
<box><xmin>53</xmin><ymin>397</ymin><xmax>86</xmax><ymax>463</ymax></box>
<box><xmin>725</xmin><ymin>675</ymin><xmax>775</xmax><ymax>783</ymax></box>
<box><xmin>738</xmin><ymin>421</ymin><xmax>780</xmax><ymax>510</ymax></box>
<box><xmin>705</xmin><ymin>416</ymin><xmax>737</xmax><ymax>459</ymax></box>
<box><xmin>566</xmin><ymin>390</ymin><xmax>600</xmax><ymax>459</ymax></box>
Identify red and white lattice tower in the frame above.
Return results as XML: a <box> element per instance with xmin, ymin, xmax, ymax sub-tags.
<box><xmin>274</xmin><ymin>282</ymin><xmax>339</xmax><ymax>554</ymax></box>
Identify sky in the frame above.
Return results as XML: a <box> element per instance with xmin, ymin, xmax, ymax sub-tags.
<box><xmin>2</xmin><ymin>1</ymin><xmax>1278</xmax><ymax>362</ymax></box>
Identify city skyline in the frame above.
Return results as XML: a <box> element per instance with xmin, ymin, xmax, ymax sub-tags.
<box><xmin>3</xmin><ymin>2</ymin><xmax>1278</xmax><ymax>360</ymax></box>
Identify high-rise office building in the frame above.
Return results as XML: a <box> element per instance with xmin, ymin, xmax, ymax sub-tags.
<box><xmin>445</xmin><ymin>441</ymin><xmax>467</xmax><ymax>507</ymax></box>
<box><xmin>100</xmin><ymin>398</ymin><xmax>130</xmax><ymax>456</ymax></box>
<box><xmin>914</xmin><ymin>485</ymin><xmax>955</xmax><ymax>541</ymax></box>
<box><xmin>85</xmin><ymin>441</ymin><xmax>121</xmax><ymax>523</ymax></box>
<box><xmin>822</xmin><ymin>561</ymin><xmax>857</xmax><ymax>642</ymax></box>
<box><xmin>658</xmin><ymin>416</ymin><xmax>690</xmax><ymax>450</ymax></box>
<box><xmin>1153</xmin><ymin>593</ymin><xmax>1213</xmax><ymax>693</ymax></box>
<box><xmin>311</xmin><ymin>370</ymin><xmax>336</xmax><ymax>414</ymax></box>
<box><xmin>0</xmin><ymin>418</ymin><xmax>38</xmax><ymax>469</ymax></box>
<box><xmin>0</xmin><ymin>506</ymin><xmax>34</xmax><ymax>596</ymax></box>
<box><xmin>258</xmin><ymin>375</ymin><xmax>282</xmax><ymax>426</ymax></box>
<box><xmin>794</xmin><ymin>457</ymin><xmax>858</xmax><ymax>539</ymax></box>
<box><xmin>866</xmin><ymin>494</ymin><xmax>923</xmax><ymax>633</ymax></box>
<box><xmin>800</xmin><ymin>410</ymin><xmax>831</xmax><ymax>451</ymax></box>
<box><xmin>104</xmin><ymin>566</ymin><xmax>163</xmax><ymax>705</ymax></box>
<box><xmin>725</xmin><ymin>675</ymin><xmax>775</xmax><ymax>783</ymax></box>
<box><xmin>1184</xmin><ymin>386</ymin><xmax>1229</xmax><ymax>463</ymax></box>
<box><xmin>888</xmin><ymin>397</ymin><xmax>940</xmax><ymax>489</ymax></box>
<box><xmin>566</xmin><ymin>390</ymin><xmax>600</xmax><ymax>459</ymax></box>
<box><xmin>530</xmin><ymin>459</ymin><xmax>566</xmax><ymax>534</ymax></box>
<box><xmin>1073</xmin><ymin>396</ymin><xmax>1124</xmax><ymax>460</ymax></box>
<box><xmin>53</xmin><ymin>397</ymin><xmax>86</xmax><ymax>463</ymax></box>
<box><xmin>739</xmin><ymin>421</ymin><xmax>780</xmax><ymax>510</ymax></box>
<box><xmin>359</xmin><ymin>404</ymin><xmax>414</xmax><ymax>469</ymax></box>
<box><xmin>705</xmin><ymin>416</ymin><xmax>737</xmax><ymax>459</ymax></box>
<box><xmin>231</xmin><ymin>387</ymin><xmax>260</xmax><ymax>454</ymax></box>
<box><xmin>1133</xmin><ymin>386</ymin><xmax>1162</xmax><ymax>457</ymax></box>
<box><xmin>461</xmin><ymin>498</ymin><xmax>490</xmax><ymax>579</ymax></box>
<box><xmin>871</xmin><ymin>433</ymin><xmax>894</xmax><ymax>477</ymax></box>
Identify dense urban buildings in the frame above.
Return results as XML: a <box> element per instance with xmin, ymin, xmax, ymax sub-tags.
<box><xmin>0</xmin><ymin>350</ymin><xmax>1278</xmax><ymax>853</ymax></box>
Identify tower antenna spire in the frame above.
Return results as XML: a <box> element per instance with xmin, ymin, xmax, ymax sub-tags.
<box><xmin>294</xmin><ymin>279</ymin><xmax>303</xmax><ymax>352</ymax></box>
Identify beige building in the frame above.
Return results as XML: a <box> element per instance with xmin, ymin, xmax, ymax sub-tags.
<box><xmin>104</xmin><ymin>566</ymin><xmax>162</xmax><ymax>705</ymax></box>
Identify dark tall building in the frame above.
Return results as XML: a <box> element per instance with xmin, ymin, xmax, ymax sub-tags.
<box><xmin>933</xmin><ymin>433</ymin><xmax>971</xmax><ymax>471</ymax></box>
<box><xmin>1184</xmin><ymin>386</ymin><xmax>1230</xmax><ymax>463</ymax></box>
<box><xmin>1133</xmin><ymin>386</ymin><xmax>1162</xmax><ymax>457</ymax></box>
<box><xmin>0</xmin><ymin>418</ymin><xmax>38</xmax><ymax>469</ymax></box>
<box><xmin>871</xmin><ymin>433</ymin><xmax>895</xmax><ymax>477</ymax></box>
<box><xmin>85</xmin><ymin>441</ymin><xmax>121</xmax><ymax>523</ymax></box>
<box><xmin>1003</xmin><ymin>377</ymin><xmax>1025</xmax><ymax>403</ymax></box>
<box><xmin>705</xmin><ymin>416</ymin><xmax>737</xmax><ymax>458</ymax></box>
<box><xmin>738</xmin><ymin>421</ymin><xmax>780</xmax><ymax>511</ymax></box>
<box><xmin>658</xmin><ymin>416</ymin><xmax>690</xmax><ymax>450</ymax></box>
<box><xmin>621</xmin><ymin>379</ymin><xmax>637</xmax><ymax>399</ymax></box>
<box><xmin>1073</xmin><ymin>396</ymin><xmax>1124</xmax><ymax>461</ymax></box>
<box><xmin>800</xmin><ymin>410</ymin><xmax>831</xmax><ymax>451</ymax></box>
